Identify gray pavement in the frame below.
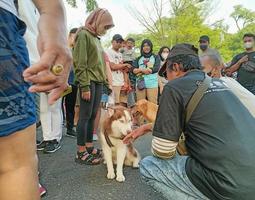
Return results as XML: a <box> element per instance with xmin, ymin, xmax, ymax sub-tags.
<box><xmin>37</xmin><ymin>128</ymin><xmax>165</xmax><ymax>200</ymax></box>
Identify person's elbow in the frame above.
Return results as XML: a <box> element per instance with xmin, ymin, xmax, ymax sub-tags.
<box><xmin>151</xmin><ymin>137</ymin><xmax>178</xmax><ymax>159</ymax></box>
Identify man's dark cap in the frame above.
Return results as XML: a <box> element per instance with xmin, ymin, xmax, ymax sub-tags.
<box><xmin>112</xmin><ymin>34</ymin><xmax>124</xmax><ymax>42</ymax></box>
<box><xmin>158</xmin><ymin>43</ymin><xmax>199</xmax><ymax>77</ymax></box>
<box><xmin>199</xmin><ymin>35</ymin><xmax>210</xmax><ymax>43</ymax></box>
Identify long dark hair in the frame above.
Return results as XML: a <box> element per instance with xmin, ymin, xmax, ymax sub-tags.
<box><xmin>140</xmin><ymin>39</ymin><xmax>153</xmax><ymax>58</ymax></box>
<box><xmin>158</xmin><ymin>46</ymin><xmax>170</xmax><ymax>61</ymax></box>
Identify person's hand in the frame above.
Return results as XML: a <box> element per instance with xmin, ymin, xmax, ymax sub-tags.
<box><xmin>123</xmin><ymin>82</ymin><xmax>129</xmax><ymax>90</ymax></box>
<box><xmin>238</xmin><ymin>55</ymin><xmax>248</xmax><ymax>65</ymax></box>
<box><xmin>123</xmin><ymin>128</ymin><xmax>142</xmax><ymax>144</ymax></box>
<box><xmin>23</xmin><ymin>7</ymin><xmax>71</xmax><ymax>105</ymax></box>
<box><xmin>82</xmin><ymin>91</ymin><xmax>91</xmax><ymax>101</ymax></box>
<box><xmin>125</xmin><ymin>63</ymin><xmax>132</xmax><ymax>69</ymax></box>
<box><xmin>123</xmin><ymin>124</ymin><xmax>152</xmax><ymax>144</ymax></box>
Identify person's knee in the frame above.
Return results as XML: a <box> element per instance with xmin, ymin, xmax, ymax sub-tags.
<box><xmin>0</xmin><ymin>126</ymin><xmax>38</xmax><ymax>174</ymax></box>
<box><xmin>139</xmin><ymin>156</ymin><xmax>157</xmax><ymax>179</ymax></box>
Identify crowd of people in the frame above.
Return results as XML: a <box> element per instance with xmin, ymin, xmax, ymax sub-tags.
<box><xmin>1</xmin><ymin>0</ymin><xmax>255</xmax><ymax>200</ymax></box>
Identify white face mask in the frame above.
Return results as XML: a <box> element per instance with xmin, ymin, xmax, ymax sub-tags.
<box><xmin>244</xmin><ymin>42</ymin><xmax>254</xmax><ymax>49</ymax></box>
<box><xmin>161</xmin><ymin>53</ymin><xmax>169</xmax><ymax>60</ymax></box>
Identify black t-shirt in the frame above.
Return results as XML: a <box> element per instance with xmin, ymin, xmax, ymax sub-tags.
<box><xmin>230</xmin><ymin>51</ymin><xmax>255</xmax><ymax>94</ymax></box>
<box><xmin>153</xmin><ymin>70</ymin><xmax>255</xmax><ymax>200</ymax></box>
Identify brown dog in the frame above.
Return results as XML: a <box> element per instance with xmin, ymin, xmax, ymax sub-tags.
<box><xmin>132</xmin><ymin>99</ymin><xmax>158</xmax><ymax>123</ymax></box>
<box><xmin>132</xmin><ymin>99</ymin><xmax>187</xmax><ymax>155</ymax></box>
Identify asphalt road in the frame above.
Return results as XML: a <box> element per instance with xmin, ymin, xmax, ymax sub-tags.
<box><xmin>37</xmin><ymin>128</ymin><xmax>165</xmax><ymax>200</ymax></box>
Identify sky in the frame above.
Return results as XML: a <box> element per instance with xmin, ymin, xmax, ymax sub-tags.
<box><xmin>64</xmin><ymin>0</ymin><xmax>255</xmax><ymax>42</ymax></box>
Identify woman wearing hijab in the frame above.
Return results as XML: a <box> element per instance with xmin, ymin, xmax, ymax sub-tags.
<box><xmin>73</xmin><ymin>8</ymin><xmax>114</xmax><ymax>165</ymax></box>
<box><xmin>133</xmin><ymin>39</ymin><xmax>161</xmax><ymax>104</ymax></box>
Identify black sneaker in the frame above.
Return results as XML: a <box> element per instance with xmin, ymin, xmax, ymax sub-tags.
<box><xmin>66</xmin><ymin>129</ymin><xmax>77</xmax><ymax>138</ymax></box>
<box><xmin>43</xmin><ymin>140</ymin><xmax>61</xmax><ymax>154</ymax></box>
<box><xmin>37</xmin><ymin>141</ymin><xmax>48</xmax><ymax>151</ymax></box>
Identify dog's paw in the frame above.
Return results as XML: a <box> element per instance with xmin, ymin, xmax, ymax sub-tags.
<box><xmin>116</xmin><ymin>174</ymin><xmax>125</xmax><ymax>182</ymax></box>
<box><xmin>107</xmin><ymin>171</ymin><xmax>115</xmax><ymax>180</ymax></box>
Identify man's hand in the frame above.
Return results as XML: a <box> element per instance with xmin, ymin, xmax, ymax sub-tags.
<box><xmin>82</xmin><ymin>91</ymin><xmax>91</xmax><ymax>101</ymax></box>
<box><xmin>238</xmin><ymin>55</ymin><xmax>248</xmax><ymax>65</ymax></box>
<box><xmin>125</xmin><ymin>63</ymin><xmax>132</xmax><ymax>69</ymax></box>
<box><xmin>123</xmin><ymin>124</ymin><xmax>153</xmax><ymax>144</ymax></box>
<box><xmin>23</xmin><ymin>0</ymin><xmax>71</xmax><ymax>105</ymax></box>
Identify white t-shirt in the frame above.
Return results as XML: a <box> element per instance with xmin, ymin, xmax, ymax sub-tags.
<box><xmin>19</xmin><ymin>0</ymin><xmax>40</xmax><ymax>64</ymax></box>
<box><xmin>106</xmin><ymin>48</ymin><xmax>124</xmax><ymax>87</ymax></box>
<box><xmin>0</xmin><ymin>0</ymin><xmax>17</xmax><ymax>16</ymax></box>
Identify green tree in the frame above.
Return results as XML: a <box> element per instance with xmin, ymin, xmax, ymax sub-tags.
<box><xmin>66</xmin><ymin>0</ymin><xmax>98</xmax><ymax>12</ymax></box>
<box><xmin>230</xmin><ymin>5</ymin><xmax>255</xmax><ymax>31</ymax></box>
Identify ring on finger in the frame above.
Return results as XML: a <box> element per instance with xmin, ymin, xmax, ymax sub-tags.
<box><xmin>51</xmin><ymin>64</ymin><xmax>64</xmax><ymax>76</ymax></box>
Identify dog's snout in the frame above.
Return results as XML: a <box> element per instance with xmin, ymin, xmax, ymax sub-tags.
<box><xmin>126</xmin><ymin>130</ymin><xmax>132</xmax><ymax>135</ymax></box>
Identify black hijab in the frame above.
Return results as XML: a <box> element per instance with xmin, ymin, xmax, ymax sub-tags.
<box><xmin>140</xmin><ymin>39</ymin><xmax>153</xmax><ymax>58</ymax></box>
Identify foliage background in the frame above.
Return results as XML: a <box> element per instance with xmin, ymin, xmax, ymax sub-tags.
<box><xmin>67</xmin><ymin>0</ymin><xmax>255</xmax><ymax>62</ymax></box>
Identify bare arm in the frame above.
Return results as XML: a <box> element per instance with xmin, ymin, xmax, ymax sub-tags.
<box><xmin>105</xmin><ymin>61</ymin><xmax>113</xmax><ymax>88</ymax></box>
<box><xmin>110</xmin><ymin>62</ymin><xmax>128</xmax><ymax>71</ymax></box>
<box><xmin>23</xmin><ymin>0</ymin><xmax>71</xmax><ymax>104</ymax></box>
<box><xmin>227</xmin><ymin>55</ymin><xmax>248</xmax><ymax>73</ymax></box>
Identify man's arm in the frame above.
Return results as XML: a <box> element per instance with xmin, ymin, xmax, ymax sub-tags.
<box><xmin>227</xmin><ymin>55</ymin><xmax>248</xmax><ymax>73</ymax></box>
<box><xmin>151</xmin><ymin>137</ymin><xmax>178</xmax><ymax>159</ymax></box>
<box><xmin>23</xmin><ymin>0</ymin><xmax>71</xmax><ymax>104</ymax></box>
<box><xmin>110</xmin><ymin>62</ymin><xmax>129</xmax><ymax>71</ymax></box>
<box><xmin>152</xmin><ymin>85</ymin><xmax>183</xmax><ymax>159</ymax></box>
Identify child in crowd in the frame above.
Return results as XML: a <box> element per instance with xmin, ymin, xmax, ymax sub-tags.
<box><xmin>121</xmin><ymin>38</ymin><xmax>137</xmax><ymax>108</ymax></box>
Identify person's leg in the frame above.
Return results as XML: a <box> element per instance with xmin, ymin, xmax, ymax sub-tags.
<box><xmin>74</xmin><ymin>88</ymin><xmax>80</xmax><ymax>126</ymax></box>
<box><xmin>140</xmin><ymin>155</ymin><xmax>209</xmax><ymax>200</ymax></box>
<box><xmin>93</xmin><ymin>105</ymin><xmax>101</xmax><ymax>141</ymax></box>
<box><xmin>112</xmin><ymin>86</ymin><xmax>121</xmax><ymax>105</ymax></box>
<box><xmin>119</xmin><ymin>91</ymin><xmax>128</xmax><ymax>107</ymax></box>
<box><xmin>0</xmin><ymin>125</ymin><xmax>39</xmax><ymax>200</ymax></box>
<box><xmin>146</xmin><ymin>87</ymin><xmax>158</xmax><ymax>104</ymax></box>
<box><xmin>65</xmin><ymin>84</ymin><xmax>78</xmax><ymax>131</ymax></box>
<box><xmin>50</xmin><ymin>98</ymin><xmax>63</xmax><ymax>142</ymax></box>
<box><xmin>136</xmin><ymin>88</ymin><xmax>146</xmax><ymax>101</ymax></box>
<box><xmin>0</xmin><ymin>8</ymin><xmax>38</xmax><ymax>199</ymax></box>
<box><xmin>85</xmin><ymin>83</ymin><xmax>103</xmax><ymax>150</ymax></box>
<box><xmin>40</xmin><ymin>93</ymin><xmax>52</xmax><ymax>141</ymax></box>
<box><xmin>76</xmin><ymin>82</ymin><xmax>96</xmax><ymax>151</ymax></box>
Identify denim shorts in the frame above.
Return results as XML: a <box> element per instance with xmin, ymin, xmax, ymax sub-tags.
<box><xmin>0</xmin><ymin>8</ymin><xmax>36</xmax><ymax>137</ymax></box>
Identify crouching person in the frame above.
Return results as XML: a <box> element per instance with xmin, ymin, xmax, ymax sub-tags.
<box><xmin>127</xmin><ymin>44</ymin><xmax>255</xmax><ymax>200</ymax></box>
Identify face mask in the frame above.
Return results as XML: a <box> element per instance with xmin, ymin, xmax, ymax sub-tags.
<box><xmin>161</xmin><ymin>53</ymin><xmax>169</xmax><ymax>60</ymax></box>
<box><xmin>244</xmin><ymin>42</ymin><xmax>254</xmax><ymax>49</ymax></box>
<box><xmin>200</xmin><ymin>44</ymin><xmax>208</xmax><ymax>51</ymax></box>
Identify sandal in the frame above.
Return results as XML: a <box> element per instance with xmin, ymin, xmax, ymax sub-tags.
<box><xmin>75</xmin><ymin>151</ymin><xmax>101</xmax><ymax>165</ymax></box>
<box><xmin>86</xmin><ymin>147</ymin><xmax>103</xmax><ymax>158</ymax></box>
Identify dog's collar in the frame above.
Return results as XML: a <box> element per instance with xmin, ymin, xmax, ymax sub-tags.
<box><xmin>104</xmin><ymin>130</ymin><xmax>125</xmax><ymax>148</ymax></box>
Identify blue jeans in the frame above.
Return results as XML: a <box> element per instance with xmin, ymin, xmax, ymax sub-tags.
<box><xmin>0</xmin><ymin>8</ymin><xmax>36</xmax><ymax>136</ymax></box>
<box><xmin>140</xmin><ymin>154</ymin><xmax>209</xmax><ymax>200</ymax></box>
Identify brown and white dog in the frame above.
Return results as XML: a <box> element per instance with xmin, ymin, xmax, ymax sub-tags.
<box><xmin>100</xmin><ymin>107</ymin><xmax>140</xmax><ymax>182</ymax></box>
